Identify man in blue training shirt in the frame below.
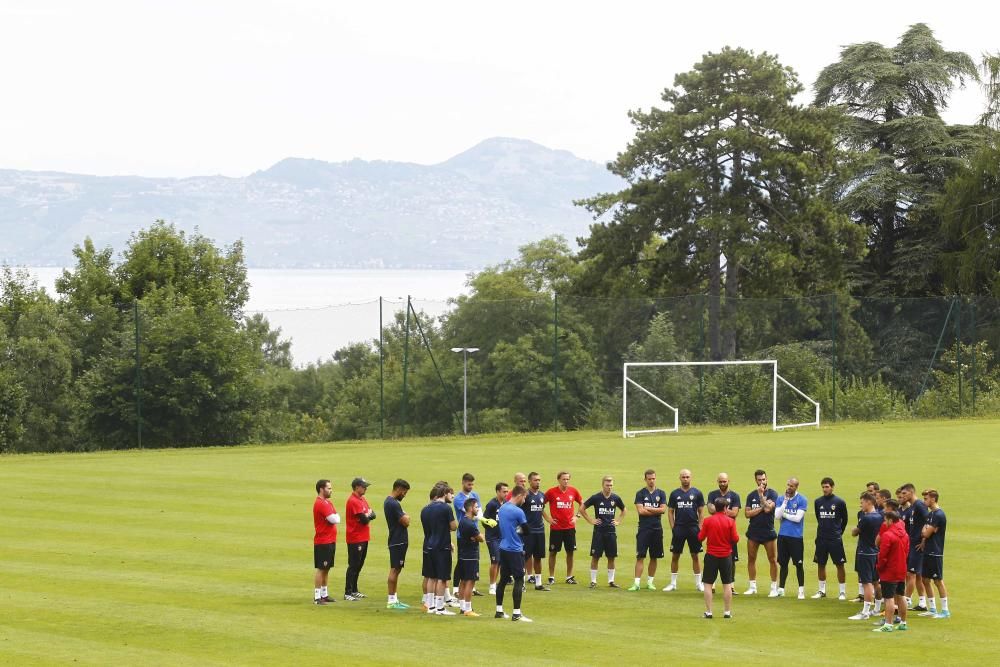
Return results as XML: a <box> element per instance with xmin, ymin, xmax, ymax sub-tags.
<box><xmin>581</xmin><ymin>475</ymin><xmax>627</xmax><ymax>588</ymax></box>
<box><xmin>496</xmin><ymin>485</ymin><xmax>532</xmax><ymax>622</ymax></box>
<box><xmin>774</xmin><ymin>477</ymin><xmax>808</xmax><ymax>599</ymax></box>
<box><xmin>456</xmin><ymin>497</ymin><xmax>485</xmax><ymax>616</ymax></box>
<box><xmin>812</xmin><ymin>477</ymin><xmax>849</xmax><ymax>600</ymax></box>
<box><xmin>663</xmin><ymin>468</ymin><xmax>706</xmax><ymax>592</ymax></box>
<box><xmin>707</xmin><ymin>472</ymin><xmax>742</xmax><ymax>593</ymax></box>
<box><xmin>483</xmin><ymin>482</ymin><xmax>508</xmax><ymax>595</ymax></box>
<box><xmin>524</xmin><ymin>472</ymin><xmax>551</xmax><ymax>591</ymax></box>
<box><xmin>743</xmin><ymin>469</ymin><xmax>780</xmax><ymax>596</ymax></box>
<box><xmin>848</xmin><ymin>491</ymin><xmax>883</xmax><ymax>621</ymax></box>
<box><xmin>630</xmin><ymin>469</ymin><xmax>667</xmax><ymax>591</ymax></box>
<box><xmin>451</xmin><ymin>472</ymin><xmax>482</xmax><ymax>602</ymax></box>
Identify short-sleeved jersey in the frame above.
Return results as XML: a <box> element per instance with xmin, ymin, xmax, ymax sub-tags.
<box><xmin>925</xmin><ymin>508</ymin><xmax>947</xmax><ymax>556</ymax></box>
<box><xmin>776</xmin><ymin>493</ymin><xmax>808</xmax><ymax>539</ymax></box>
<box><xmin>544</xmin><ymin>486</ymin><xmax>583</xmax><ymax>530</ymax></box>
<box><xmin>905</xmin><ymin>500</ymin><xmax>930</xmax><ymax>546</ymax></box>
<box><xmin>383</xmin><ymin>495</ymin><xmax>407</xmax><ymax>547</ymax></box>
<box><xmin>668</xmin><ymin>487</ymin><xmax>705</xmax><ymax>527</ymax></box>
<box><xmin>856</xmin><ymin>511</ymin><xmax>883</xmax><ymax>556</ymax></box>
<box><xmin>707</xmin><ymin>489</ymin><xmax>741</xmax><ymax>515</ymax></box>
<box><xmin>454</xmin><ymin>489</ymin><xmax>481</xmax><ymax>522</ymax></box>
<box><xmin>814</xmin><ymin>494</ymin><xmax>848</xmax><ymax>541</ymax></box>
<box><xmin>746</xmin><ymin>488</ymin><xmax>780</xmax><ymax>535</ymax></box>
<box><xmin>420</xmin><ymin>501</ymin><xmax>453</xmax><ymax>552</ymax></box>
<box><xmin>313</xmin><ymin>497</ymin><xmax>337</xmax><ymax>545</ymax></box>
<box><xmin>457</xmin><ymin>516</ymin><xmax>481</xmax><ymax>560</ymax></box>
<box><xmin>584</xmin><ymin>492</ymin><xmax>626</xmax><ymax>532</ymax></box>
<box><xmin>345</xmin><ymin>493</ymin><xmax>372</xmax><ymax>544</ymax></box>
<box><xmin>498</xmin><ymin>502</ymin><xmax>528</xmax><ymax>553</ymax></box>
<box><xmin>634</xmin><ymin>487</ymin><xmax>668</xmax><ymax>530</ymax></box>
<box><xmin>524</xmin><ymin>490</ymin><xmax>547</xmax><ymax>533</ymax></box>
<box><xmin>483</xmin><ymin>497</ymin><xmax>504</xmax><ymax>542</ymax></box>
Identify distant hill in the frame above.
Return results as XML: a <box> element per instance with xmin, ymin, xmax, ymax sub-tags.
<box><xmin>0</xmin><ymin>138</ymin><xmax>622</xmax><ymax>269</ymax></box>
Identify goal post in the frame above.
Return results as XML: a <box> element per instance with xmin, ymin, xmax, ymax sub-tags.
<box><xmin>622</xmin><ymin>360</ymin><xmax>820</xmax><ymax>437</ymax></box>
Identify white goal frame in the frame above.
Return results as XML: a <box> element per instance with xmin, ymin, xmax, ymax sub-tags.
<box><xmin>622</xmin><ymin>360</ymin><xmax>820</xmax><ymax>437</ymax></box>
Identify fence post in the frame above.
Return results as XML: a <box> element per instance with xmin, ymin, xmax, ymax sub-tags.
<box><xmin>401</xmin><ymin>295</ymin><xmax>410</xmax><ymax>438</ymax></box>
<box><xmin>698</xmin><ymin>295</ymin><xmax>705</xmax><ymax>422</ymax></box>
<box><xmin>379</xmin><ymin>296</ymin><xmax>384</xmax><ymax>439</ymax></box>
<box><xmin>134</xmin><ymin>299</ymin><xmax>142</xmax><ymax>450</ymax></box>
<box><xmin>956</xmin><ymin>297</ymin><xmax>962</xmax><ymax>415</ymax></box>
<box><xmin>552</xmin><ymin>293</ymin><xmax>559</xmax><ymax>430</ymax></box>
<box><xmin>831</xmin><ymin>293</ymin><xmax>837</xmax><ymax>422</ymax></box>
<box><xmin>971</xmin><ymin>298</ymin><xmax>977</xmax><ymax>413</ymax></box>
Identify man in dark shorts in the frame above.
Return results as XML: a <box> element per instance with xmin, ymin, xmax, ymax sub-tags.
<box><xmin>774</xmin><ymin>477</ymin><xmax>808</xmax><ymax>599</ymax></box>
<box><xmin>873</xmin><ymin>509</ymin><xmax>909</xmax><ymax>632</ymax></box>
<box><xmin>383</xmin><ymin>478</ymin><xmax>411</xmax><ymax>610</ymax></box>
<box><xmin>420</xmin><ymin>483</ymin><xmax>458</xmax><ymax>615</ymax></box>
<box><xmin>664</xmin><ymin>469</ymin><xmax>705</xmax><ymax>592</ymax></box>
<box><xmin>698</xmin><ymin>497</ymin><xmax>739</xmax><ymax>618</ymax></box>
<box><xmin>456</xmin><ymin>497</ymin><xmax>485</xmax><ymax>616</ymax></box>
<box><xmin>451</xmin><ymin>473</ymin><xmax>482</xmax><ymax>603</ymax></box>
<box><xmin>630</xmin><ymin>469</ymin><xmax>667</xmax><ymax>591</ymax></box>
<box><xmin>483</xmin><ymin>482</ymin><xmax>508</xmax><ymax>595</ymax></box>
<box><xmin>580</xmin><ymin>476</ymin><xmax>627</xmax><ymax>588</ymax></box>
<box><xmin>707</xmin><ymin>472</ymin><xmax>741</xmax><ymax>593</ymax></box>
<box><xmin>545</xmin><ymin>471</ymin><xmax>583</xmax><ymax>585</ymax></box>
<box><xmin>524</xmin><ymin>472</ymin><xmax>551</xmax><ymax>590</ymax></box>
<box><xmin>899</xmin><ymin>483</ymin><xmax>929</xmax><ymax>611</ymax></box>
<box><xmin>848</xmin><ymin>491</ymin><xmax>883</xmax><ymax>621</ymax></box>
<box><xmin>812</xmin><ymin>477</ymin><xmax>848</xmax><ymax>600</ymax></box>
<box><xmin>920</xmin><ymin>489</ymin><xmax>950</xmax><ymax>619</ymax></box>
<box><xmin>344</xmin><ymin>477</ymin><xmax>376</xmax><ymax>601</ymax></box>
<box><xmin>743</xmin><ymin>469</ymin><xmax>779</xmax><ymax>596</ymax></box>
<box><xmin>496</xmin><ymin>485</ymin><xmax>532</xmax><ymax>621</ymax></box>
<box><xmin>312</xmin><ymin>479</ymin><xmax>340</xmax><ymax>604</ymax></box>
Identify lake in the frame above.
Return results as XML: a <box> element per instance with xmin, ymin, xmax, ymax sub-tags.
<box><xmin>22</xmin><ymin>267</ymin><xmax>472</xmax><ymax>365</ymax></box>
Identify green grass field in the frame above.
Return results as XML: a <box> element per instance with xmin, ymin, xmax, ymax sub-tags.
<box><xmin>2</xmin><ymin>420</ymin><xmax>998</xmax><ymax>665</ymax></box>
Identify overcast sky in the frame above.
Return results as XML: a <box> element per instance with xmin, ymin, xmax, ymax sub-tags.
<box><xmin>2</xmin><ymin>0</ymin><xmax>995</xmax><ymax>177</ymax></box>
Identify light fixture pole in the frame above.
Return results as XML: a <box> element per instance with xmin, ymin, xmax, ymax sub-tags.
<box><xmin>450</xmin><ymin>347</ymin><xmax>479</xmax><ymax>435</ymax></box>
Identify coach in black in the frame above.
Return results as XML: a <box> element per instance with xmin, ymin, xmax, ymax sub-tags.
<box><xmin>812</xmin><ymin>477</ymin><xmax>848</xmax><ymax>600</ymax></box>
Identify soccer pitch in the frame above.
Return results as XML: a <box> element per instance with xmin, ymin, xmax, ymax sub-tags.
<box><xmin>2</xmin><ymin>420</ymin><xmax>997</xmax><ymax>665</ymax></box>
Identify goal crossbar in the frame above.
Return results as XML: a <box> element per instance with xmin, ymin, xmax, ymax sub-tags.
<box><xmin>623</xmin><ymin>360</ymin><xmax>820</xmax><ymax>437</ymax></box>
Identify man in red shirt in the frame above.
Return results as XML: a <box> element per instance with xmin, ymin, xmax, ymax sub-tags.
<box><xmin>698</xmin><ymin>497</ymin><xmax>739</xmax><ymax>618</ymax></box>
<box><xmin>874</xmin><ymin>510</ymin><xmax>910</xmax><ymax>632</ymax></box>
<box><xmin>344</xmin><ymin>477</ymin><xmax>376</xmax><ymax>601</ymax></box>
<box><xmin>313</xmin><ymin>479</ymin><xmax>340</xmax><ymax>605</ymax></box>
<box><xmin>544</xmin><ymin>471</ymin><xmax>584</xmax><ymax>585</ymax></box>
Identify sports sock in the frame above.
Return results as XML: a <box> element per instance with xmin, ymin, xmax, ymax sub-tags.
<box><xmin>434</xmin><ymin>595</ymin><xmax>444</xmax><ymax>610</ymax></box>
<box><xmin>496</xmin><ymin>604</ymin><xmax>504</xmax><ymax>613</ymax></box>
<box><xmin>747</xmin><ymin>579</ymin><xmax>757</xmax><ymax>590</ymax></box>
<box><xmin>590</xmin><ymin>569</ymin><xmax>598</xmax><ymax>584</ymax></box>
<box><xmin>388</xmin><ymin>594</ymin><xmax>397</xmax><ymax>603</ymax></box>
<box><xmin>839</xmin><ymin>583</ymin><xmax>846</xmax><ymax>595</ymax></box>
<box><xmin>489</xmin><ymin>583</ymin><xmax>496</xmax><ymax>594</ymax></box>
<box><xmin>513</xmin><ymin>608</ymin><xmax>522</xmax><ymax>616</ymax></box>
<box><xmin>695</xmin><ymin>573</ymin><xmax>702</xmax><ymax>587</ymax></box>
<box><xmin>634</xmin><ymin>577</ymin><xmax>641</xmax><ymax>586</ymax></box>
<box><xmin>770</xmin><ymin>581</ymin><xmax>778</xmax><ymax>592</ymax></box>
<box><xmin>919</xmin><ymin>595</ymin><xmax>927</xmax><ymax>607</ymax></box>
<box><xmin>940</xmin><ymin>597</ymin><xmax>949</xmax><ymax>612</ymax></box>
<box><xmin>321</xmin><ymin>586</ymin><xmax>328</xmax><ymax>598</ymax></box>
<box><xmin>608</xmin><ymin>569</ymin><xmax>616</xmax><ymax>583</ymax></box>
<box><xmin>647</xmin><ymin>576</ymin><xmax>655</xmax><ymax>586</ymax></box>
<box><xmin>874</xmin><ymin>598</ymin><xmax>883</xmax><ymax>613</ymax></box>
<box><xmin>670</xmin><ymin>573</ymin><xmax>678</xmax><ymax>586</ymax></box>
<box><xmin>818</xmin><ymin>580</ymin><xmax>826</xmax><ymax>593</ymax></box>
<box><xmin>798</xmin><ymin>586</ymin><xmax>805</xmax><ymax>597</ymax></box>
<box><xmin>858</xmin><ymin>583</ymin><xmax>864</xmax><ymax>595</ymax></box>
<box><xmin>862</xmin><ymin>601</ymin><xmax>872</xmax><ymax>615</ymax></box>
<box><xmin>314</xmin><ymin>587</ymin><xmax>322</xmax><ymax>600</ymax></box>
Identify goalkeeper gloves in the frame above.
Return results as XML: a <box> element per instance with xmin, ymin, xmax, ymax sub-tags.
<box><xmin>480</xmin><ymin>517</ymin><xmax>498</xmax><ymax>529</ymax></box>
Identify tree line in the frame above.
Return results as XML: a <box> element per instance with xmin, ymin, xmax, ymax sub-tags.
<box><xmin>2</xmin><ymin>24</ymin><xmax>999</xmax><ymax>452</ymax></box>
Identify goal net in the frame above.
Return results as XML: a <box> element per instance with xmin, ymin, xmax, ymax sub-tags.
<box><xmin>622</xmin><ymin>360</ymin><xmax>819</xmax><ymax>437</ymax></box>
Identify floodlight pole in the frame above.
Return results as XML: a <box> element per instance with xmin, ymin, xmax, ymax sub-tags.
<box><xmin>451</xmin><ymin>347</ymin><xmax>479</xmax><ymax>435</ymax></box>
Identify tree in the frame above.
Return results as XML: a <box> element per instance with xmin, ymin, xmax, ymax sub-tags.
<box><xmin>579</xmin><ymin>47</ymin><xmax>862</xmax><ymax>359</ymax></box>
<box><xmin>814</xmin><ymin>23</ymin><xmax>981</xmax><ymax>296</ymax></box>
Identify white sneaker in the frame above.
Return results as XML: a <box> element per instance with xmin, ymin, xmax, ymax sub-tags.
<box><xmin>811</xmin><ymin>591</ymin><xmax>826</xmax><ymax>599</ymax></box>
<box><xmin>837</xmin><ymin>593</ymin><xmax>847</xmax><ymax>601</ymax></box>
<box><xmin>488</xmin><ymin>585</ymin><xmax>497</xmax><ymax>595</ymax></box>
<box><xmin>848</xmin><ymin>611</ymin><xmax>871</xmax><ymax>620</ymax></box>
<box><xmin>511</xmin><ymin>614</ymin><xmax>533</xmax><ymax>623</ymax></box>
<box><xmin>445</xmin><ymin>597</ymin><xmax>461</xmax><ymax>608</ymax></box>
<box><xmin>662</xmin><ymin>583</ymin><xmax>677</xmax><ymax>592</ymax></box>
<box><xmin>743</xmin><ymin>587</ymin><xmax>757</xmax><ymax>595</ymax></box>
<box><xmin>696</xmin><ymin>583</ymin><xmax>705</xmax><ymax>592</ymax></box>
<box><xmin>436</xmin><ymin>609</ymin><xmax>457</xmax><ymax>616</ymax></box>
<box><xmin>768</xmin><ymin>589</ymin><xmax>782</xmax><ymax>598</ymax></box>
<box><xmin>797</xmin><ymin>591</ymin><xmax>806</xmax><ymax>600</ymax></box>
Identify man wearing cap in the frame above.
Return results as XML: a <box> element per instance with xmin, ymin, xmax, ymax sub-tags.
<box><xmin>345</xmin><ymin>477</ymin><xmax>377</xmax><ymax>601</ymax></box>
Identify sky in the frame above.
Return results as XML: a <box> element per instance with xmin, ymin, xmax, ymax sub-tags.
<box><xmin>1</xmin><ymin>0</ymin><xmax>995</xmax><ymax>178</ymax></box>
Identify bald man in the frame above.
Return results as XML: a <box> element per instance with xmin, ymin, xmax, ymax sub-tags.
<box><xmin>775</xmin><ymin>477</ymin><xmax>808</xmax><ymax>599</ymax></box>
<box><xmin>707</xmin><ymin>473</ymin><xmax>742</xmax><ymax>593</ymax></box>
<box><xmin>663</xmin><ymin>469</ymin><xmax>706</xmax><ymax>592</ymax></box>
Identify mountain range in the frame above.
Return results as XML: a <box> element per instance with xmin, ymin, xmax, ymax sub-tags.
<box><xmin>0</xmin><ymin>138</ymin><xmax>622</xmax><ymax>269</ymax></box>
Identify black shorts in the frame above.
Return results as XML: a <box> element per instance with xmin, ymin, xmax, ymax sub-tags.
<box><xmin>907</xmin><ymin>548</ymin><xmax>923</xmax><ymax>574</ymax></box>
<box><xmin>747</xmin><ymin>530</ymin><xmax>777</xmax><ymax>545</ymax></box>
<box><xmin>549</xmin><ymin>528</ymin><xmax>577</xmax><ymax>553</ymax></box>
<box><xmin>314</xmin><ymin>542</ymin><xmax>335</xmax><ymax>570</ymax></box>
<box><xmin>921</xmin><ymin>556</ymin><xmax>944</xmax><ymax>580</ymax></box>
<box><xmin>636</xmin><ymin>528</ymin><xmax>664</xmax><ymax>559</ymax></box>
<box><xmin>702</xmin><ymin>553</ymin><xmax>734</xmax><ymax>585</ymax></box>
<box><xmin>880</xmin><ymin>581</ymin><xmax>904</xmax><ymax>598</ymax></box>
<box><xmin>499</xmin><ymin>549</ymin><xmax>526</xmax><ymax>580</ymax></box>
<box><xmin>590</xmin><ymin>530</ymin><xmax>618</xmax><ymax>559</ymax></box>
<box><xmin>777</xmin><ymin>536</ymin><xmax>804</xmax><ymax>564</ymax></box>
<box><xmin>855</xmin><ymin>554</ymin><xmax>877</xmax><ymax>584</ymax></box>
<box><xmin>487</xmin><ymin>539</ymin><xmax>500</xmax><ymax>564</ymax></box>
<box><xmin>523</xmin><ymin>532</ymin><xmax>546</xmax><ymax>559</ymax></box>
<box><xmin>813</xmin><ymin>538</ymin><xmax>846</xmax><ymax>566</ymax></box>
<box><xmin>457</xmin><ymin>559</ymin><xmax>480</xmax><ymax>582</ymax></box>
<box><xmin>388</xmin><ymin>544</ymin><xmax>407</xmax><ymax>570</ymax></box>
<box><xmin>670</xmin><ymin>525</ymin><xmax>702</xmax><ymax>554</ymax></box>
<box><xmin>422</xmin><ymin>549</ymin><xmax>452</xmax><ymax>581</ymax></box>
